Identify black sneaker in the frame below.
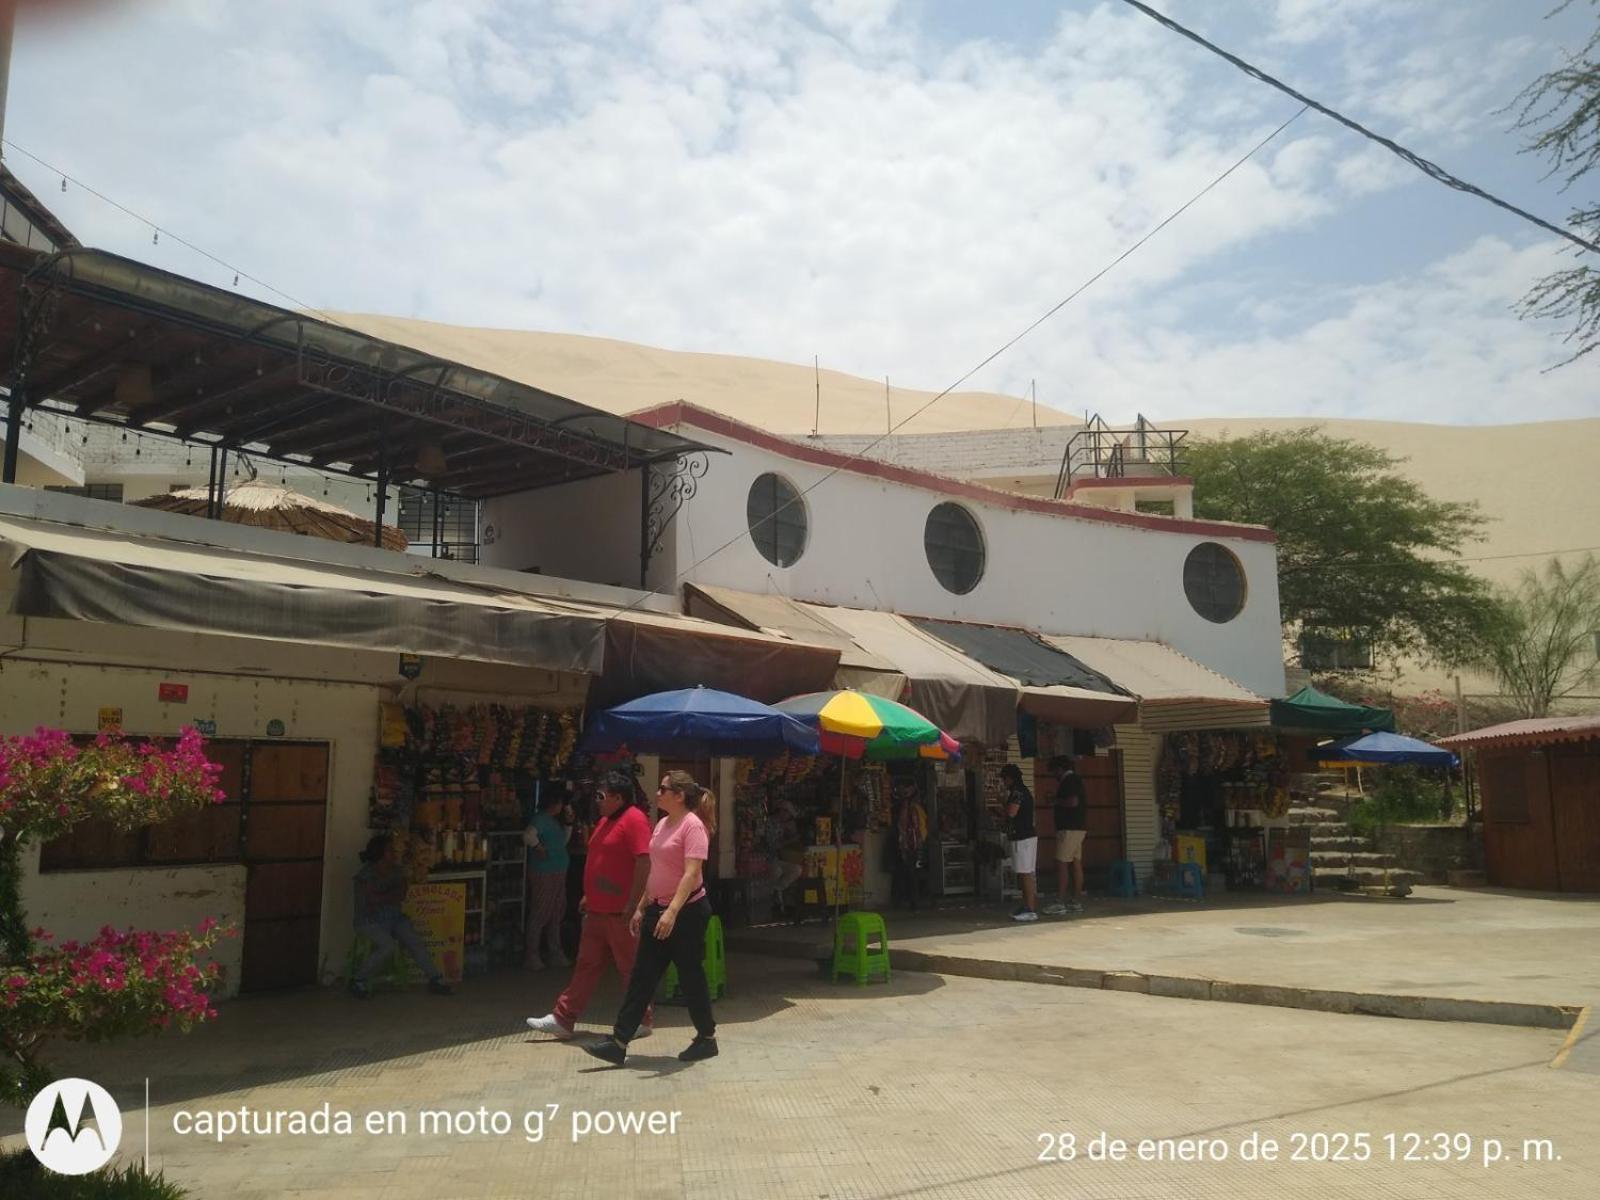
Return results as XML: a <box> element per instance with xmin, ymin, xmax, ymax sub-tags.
<box><xmin>583</xmin><ymin>1036</ymin><xmax>627</xmax><ymax>1066</ymax></box>
<box><xmin>678</xmin><ymin>1036</ymin><xmax>719</xmax><ymax>1062</ymax></box>
<box><xmin>348</xmin><ymin>979</ymin><xmax>372</xmax><ymax>1001</ymax></box>
<box><xmin>427</xmin><ymin>978</ymin><xmax>454</xmax><ymax>996</ymax></box>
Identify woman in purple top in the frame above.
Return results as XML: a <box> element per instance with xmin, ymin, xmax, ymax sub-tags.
<box><xmin>584</xmin><ymin>769</ymin><xmax>719</xmax><ymax>1066</ymax></box>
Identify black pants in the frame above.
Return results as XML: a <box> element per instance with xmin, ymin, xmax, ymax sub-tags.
<box><xmin>613</xmin><ymin>898</ymin><xmax>715</xmax><ymax>1043</ymax></box>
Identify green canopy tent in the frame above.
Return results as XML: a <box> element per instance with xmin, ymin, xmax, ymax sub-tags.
<box><xmin>1270</xmin><ymin>686</ymin><xmax>1395</xmax><ymax>735</ymax></box>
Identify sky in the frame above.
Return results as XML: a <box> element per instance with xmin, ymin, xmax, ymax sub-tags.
<box><xmin>6</xmin><ymin>0</ymin><xmax>1599</xmax><ymax>426</ymax></box>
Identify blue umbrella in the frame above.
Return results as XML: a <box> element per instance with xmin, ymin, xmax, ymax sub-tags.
<box><xmin>1311</xmin><ymin>730</ymin><xmax>1459</xmax><ymax>769</ymax></box>
<box><xmin>581</xmin><ymin>686</ymin><xmax>821</xmax><ymax>757</ymax></box>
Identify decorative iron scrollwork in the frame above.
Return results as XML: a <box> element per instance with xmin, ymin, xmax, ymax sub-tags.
<box><xmin>644</xmin><ymin>452</ymin><xmax>710</xmax><ymax>558</ymax></box>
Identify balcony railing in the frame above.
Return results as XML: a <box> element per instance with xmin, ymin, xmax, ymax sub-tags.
<box><xmin>1053</xmin><ymin>414</ymin><xmax>1188</xmax><ymax>499</ymax></box>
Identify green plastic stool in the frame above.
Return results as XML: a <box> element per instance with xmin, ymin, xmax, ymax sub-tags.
<box><xmin>832</xmin><ymin>911</ymin><xmax>890</xmax><ymax>986</ymax></box>
<box><xmin>346</xmin><ymin>933</ymin><xmax>410</xmax><ymax>990</ymax></box>
<box><xmin>663</xmin><ymin>914</ymin><xmax>727</xmax><ymax>1000</ymax></box>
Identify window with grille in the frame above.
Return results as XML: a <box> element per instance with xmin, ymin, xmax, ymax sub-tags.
<box><xmin>746</xmin><ymin>473</ymin><xmax>808</xmax><ymax>567</ymax></box>
<box><xmin>45</xmin><ymin>483</ymin><xmax>125</xmax><ymax>503</ymax></box>
<box><xmin>1183</xmin><ymin>542</ymin><xmax>1246</xmax><ymax>623</ymax></box>
<box><xmin>398</xmin><ymin>488</ymin><xmax>479</xmax><ymax>563</ymax></box>
<box><xmin>924</xmin><ymin>502</ymin><xmax>985</xmax><ymax>594</ymax></box>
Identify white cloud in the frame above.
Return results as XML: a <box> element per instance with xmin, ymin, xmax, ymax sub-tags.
<box><xmin>3</xmin><ymin>0</ymin><xmax>1589</xmax><ymax>429</ymax></box>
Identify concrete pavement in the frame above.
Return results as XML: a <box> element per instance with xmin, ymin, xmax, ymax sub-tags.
<box><xmin>2</xmin><ymin>954</ymin><xmax>1594</xmax><ymax>1199</ymax></box>
<box><xmin>732</xmin><ymin>886</ymin><xmax>1600</xmax><ymax>1028</ymax></box>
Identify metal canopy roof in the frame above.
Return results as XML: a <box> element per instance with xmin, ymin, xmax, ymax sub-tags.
<box><xmin>0</xmin><ymin>243</ymin><xmax>712</xmax><ymax>497</ymax></box>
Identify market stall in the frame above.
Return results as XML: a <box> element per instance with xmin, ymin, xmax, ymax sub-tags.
<box><xmin>1156</xmin><ymin>728</ymin><xmax>1305</xmax><ymax>893</ymax></box>
<box><xmin>371</xmin><ymin>700</ymin><xmax>588</xmax><ymax>974</ymax></box>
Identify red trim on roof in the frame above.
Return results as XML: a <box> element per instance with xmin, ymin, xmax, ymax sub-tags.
<box><xmin>629</xmin><ymin>402</ymin><xmax>1273</xmax><ymax>543</ymax></box>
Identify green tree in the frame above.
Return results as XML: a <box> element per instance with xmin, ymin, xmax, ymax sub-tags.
<box><xmin>1477</xmin><ymin>555</ymin><xmax>1600</xmax><ymax>717</ymax></box>
<box><xmin>1512</xmin><ymin>1</ymin><xmax>1600</xmax><ymax>362</ymax></box>
<box><xmin>1188</xmin><ymin>429</ymin><xmax>1501</xmax><ymax>669</ymax></box>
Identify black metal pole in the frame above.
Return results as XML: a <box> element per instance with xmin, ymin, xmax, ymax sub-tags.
<box><xmin>638</xmin><ymin>462</ymin><xmax>651</xmax><ymax>588</ymax></box>
<box><xmin>205</xmin><ymin>444</ymin><xmax>219</xmax><ymax>518</ymax></box>
<box><xmin>215</xmin><ymin>446</ymin><xmax>229</xmax><ymax>519</ymax></box>
<box><xmin>373</xmin><ymin>443</ymin><xmax>389</xmax><ymax>548</ymax></box>
<box><xmin>1</xmin><ymin>388</ymin><xmax>23</xmax><ymax>485</ymax></box>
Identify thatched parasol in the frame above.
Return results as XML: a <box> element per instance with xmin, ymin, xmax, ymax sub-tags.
<box><xmin>132</xmin><ymin>479</ymin><xmax>409</xmax><ymax>551</ymax></box>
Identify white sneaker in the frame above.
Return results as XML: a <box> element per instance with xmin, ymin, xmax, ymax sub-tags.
<box><xmin>1011</xmin><ymin>910</ymin><xmax>1039</xmax><ymax>922</ymax></box>
<box><xmin>633</xmin><ymin>1026</ymin><xmax>653</xmax><ymax>1040</ymax></box>
<box><xmin>526</xmin><ymin>1014</ymin><xmax>574</xmax><ymax>1039</ymax></box>
<box><xmin>1041</xmin><ymin>903</ymin><xmax>1068</xmax><ymax>916</ymax></box>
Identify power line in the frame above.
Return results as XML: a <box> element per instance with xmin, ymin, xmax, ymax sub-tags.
<box><xmin>2</xmin><ymin>139</ymin><xmax>349</xmax><ymax>323</ymax></box>
<box><xmin>1114</xmin><ymin>0</ymin><xmax>1600</xmax><ymax>256</ymax></box>
<box><xmin>1288</xmin><ymin>545</ymin><xmax>1600</xmax><ymax>572</ymax></box>
<box><xmin>625</xmin><ymin>104</ymin><xmax>1310</xmax><ymax>613</ymax></box>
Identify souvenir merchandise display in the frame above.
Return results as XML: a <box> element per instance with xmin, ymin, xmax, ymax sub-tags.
<box><xmin>367</xmin><ymin>702</ymin><xmax>588</xmax><ymax>969</ymax></box>
<box><xmin>1156</xmin><ymin>730</ymin><xmax>1294</xmax><ymax>892</ymax></box>
<box><xmin>732</xmin><ymin>753</ymin><xmax>888</xmax><ymax>908</ymax></box>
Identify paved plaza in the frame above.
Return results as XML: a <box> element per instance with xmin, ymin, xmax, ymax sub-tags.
<box><xmin>3</xmin><ymin>951</ymin><xmax>1594</xmax><ymax>1199</ymax></box>
<box><xmin>735</xmin><ymin>885</ymin><xmax>1600</xmax><ymax>1025</ymax></box>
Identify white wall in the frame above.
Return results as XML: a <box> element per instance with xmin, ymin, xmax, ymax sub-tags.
<box><xmin>480</xmin><ymin>469</ymin><xmax>643</xmax><ymax>587</ymax></box>
<box><xmin>660</xmin><ymin>429</ymin><xmax>1287</xmax><ymax>698</ymax></box>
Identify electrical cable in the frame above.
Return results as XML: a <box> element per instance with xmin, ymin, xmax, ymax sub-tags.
<box><xmin>2</xmin><ymin>139</ymin><xmax>350</xmax><ymax>324</ymax></box>
<box><xmin>1114</xmin><ymin>0</ymin><xmax>1600</xmax><ymax>256</ymax></box>
<box><xmin>614</xmin><ymin>104</ymin><xmax>1311</xmax><ymax>614</ymax></box>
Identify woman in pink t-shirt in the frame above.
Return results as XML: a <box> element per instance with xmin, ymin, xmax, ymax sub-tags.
<box><xmin>585</xmin><ymin>769</ymin><xmax>719</xmax><ymax>1066</ymax></box>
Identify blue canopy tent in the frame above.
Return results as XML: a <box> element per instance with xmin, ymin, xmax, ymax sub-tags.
<box><xmin>581</xmin><ymin>686</ymin><xmax>820</xmax><ymax>758</ymax></box>
<box><xmin>1310</xmin><ymin>731</ymin><xmax>1459</xmax><ymax>769</ymax></box>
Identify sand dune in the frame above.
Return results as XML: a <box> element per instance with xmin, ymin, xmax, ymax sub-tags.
<box><xmin>337</xmin><ymin>313</ymin><xmax>1599</xmax><ymax>593</ymax></box>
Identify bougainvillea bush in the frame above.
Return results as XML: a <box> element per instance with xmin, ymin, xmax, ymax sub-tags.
<box><xmin>0</xmin><ymin>726</ymin><xmax>231</xmax><ymax>1108</ymax></box>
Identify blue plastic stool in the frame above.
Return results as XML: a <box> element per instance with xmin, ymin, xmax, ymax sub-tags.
<box><xmin>1108</xmin><ymin>859</ymin><xmax>1138</xmax><ymax>898</ymax></box>
<box><xmin>1176</xmin><ymin>861</ymin><xmax>1206</xmax><ymax>899</ymax></box>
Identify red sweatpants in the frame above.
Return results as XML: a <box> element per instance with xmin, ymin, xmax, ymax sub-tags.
<box><xmin>552</xmin><ymin>911</ymin><xmax>652</xmax><ymax>1031</ymax></box>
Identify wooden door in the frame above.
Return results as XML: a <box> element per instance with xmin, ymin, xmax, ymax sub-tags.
<box><xmin>1550</xmin><ymin>745</ymin><xmax>1600</xmax><ymax>893</ymax></box>
<box><xmin>1080</xmin><ymin>752</ymin><xmax>1125</xmax><ymax>873</ymax></box>
<box><xmin>241</xmin><ymin>742</ymin><xmax>329</xmax><ymax>991</ymax></box>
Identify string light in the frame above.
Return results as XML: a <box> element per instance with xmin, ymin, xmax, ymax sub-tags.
<box><xmin>59</xmin><ymin>177</ymin><xmax>66</xmax><ymax>192</ymax></box>
<box><xmin>151</xmin><ymin>228</ymin><xmax>159</xmax><ymax>245</ymax></box>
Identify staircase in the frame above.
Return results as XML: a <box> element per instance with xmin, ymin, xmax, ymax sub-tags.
<box><xmin>1291</xmin><ymin>789</ymin><xmax>1422</xmax><ymax>892</ymax></box>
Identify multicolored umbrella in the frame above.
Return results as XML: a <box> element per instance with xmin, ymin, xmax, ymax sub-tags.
<box><xmin>774</xmin><ymin>690</ymin><xmax>960</xmax><ymax>761</ymax></box>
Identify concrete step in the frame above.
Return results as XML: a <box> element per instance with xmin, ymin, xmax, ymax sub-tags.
<box><xmin>1310</xmin><ymin>835</ymin><xmax>1367</xmax><ymax>851</ymax></box>
<box><xmin>1288</xmin><ymin>806</ymin><xmax>1343</xmax><ymax>822</ymax></box>
<box><xmin>1310</xmin><ymin>851</ymin><xmax>1393</xmax><ymax>868</ymax></box>
<box><xmin>1313</xmin><ymin>866</ymin><xmax>1423</xmax><ymax>887</ymax></box>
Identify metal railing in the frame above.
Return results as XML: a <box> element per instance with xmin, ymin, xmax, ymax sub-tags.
<box><xmin>1053</xmin><ymin>414</ymin><xmax>1189</xmax><ymax>499</ymax></box>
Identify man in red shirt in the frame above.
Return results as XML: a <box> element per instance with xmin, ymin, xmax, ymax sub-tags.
<box><xmin>526</xmin><ymin>771</ymin><xmax>653</xmax><ymax>1039</ymax></box>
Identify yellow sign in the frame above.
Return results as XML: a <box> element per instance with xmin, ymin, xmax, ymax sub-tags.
<box><xmin>97</xmin><ymin>707</ymin><xmax>123</xmax><ymax>732</ymax></box>
<box><xmin>403</xmin><ymin>882</ymin><xmax>466</xmax><ymax>984</ymax></box>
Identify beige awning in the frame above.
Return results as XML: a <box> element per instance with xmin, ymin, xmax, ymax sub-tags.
<box><xmin>1041</xmin><ymin>634</ymin><xmax>1268</xmax><ymax>731</ymax></box>
<box><xmin>0</xmin><ymin>513</ymin><xmax>841</xmax><ymax>698</ymax></box>
<box><xmin>803</xmin><ymin>605</ymin><xmax>1018</xmax><ymax>746</ymax></box>
<box><xmin>684</xmin><ymin>582</ymin><xmax>907</xmax><ymax>698</ymax></box>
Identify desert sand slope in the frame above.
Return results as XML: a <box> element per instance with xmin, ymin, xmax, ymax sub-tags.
<box><xmin>332</xmin><ymin>314</ymin><xmax>1598</xmax><ymax>592</ymax></box>
<box><xmin>328</xmin><ymin>313</ymin><xmax>1077</xmax><ymax>435</ymax></box>
<box><xmin>1177</xmin><ymin>417</ymin><xmax>1600</xmax><ymax>590</ymax></box>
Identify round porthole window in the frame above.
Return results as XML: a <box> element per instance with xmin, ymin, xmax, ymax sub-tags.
<box><xmin>746</xmin><ymin>473</ymin><xmax>808</xmax><ymax>567</ymax></box>
<box><xmin>1184</xmin><ymin>542</ymin><xmax>1246</xmax><ymax>623</ymax></box>
<box><xmin>924</xmin><ymin>502</ymin><xmax>985</xmax><ymax>594</ymax></box>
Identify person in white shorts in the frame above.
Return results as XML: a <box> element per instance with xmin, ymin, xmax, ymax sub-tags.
<box><xmin>1000</xmin><ymin>764</ymin><xmax>1038</xmax><ymax>921</ymax></box>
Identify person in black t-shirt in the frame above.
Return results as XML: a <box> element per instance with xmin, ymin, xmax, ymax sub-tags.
<box><xmin>1000</xmin><ymin>764</ymin><xmax>1038</xmax><ymax>922</ymax></box>
<box><xmin>1048</xmin><ymin>756</ymin><xmax>1088</xmax><ymax>913</ymax></box>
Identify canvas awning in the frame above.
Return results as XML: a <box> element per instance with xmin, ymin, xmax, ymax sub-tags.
<box><xmin>807</xmin><ymin>606</ymin><xmax>1018</xmax><ymax>746</ymax></box>
<box><xmin>0</xmin><ymin>512</ymin><xmax>839</xmax><ymax>697</ymax></box>
<box><xmin>682</xmin><ymin>582</ymin><xmax>906</xmax><ymax>698</ymax></box>
<box><xmin>1270</xmin><ymin>686</ymin><xmax>1395</xmax><ymax>735</ymax></box>
<box><xmin>911</xmin><ymin>618</ymin><xmax>1138</xmax><ymax>727</ymax></box>
<box><xmin>1041</xmin><ymin>634</ymin><xmax>1269</xmax><ymax>732</ymax></box>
